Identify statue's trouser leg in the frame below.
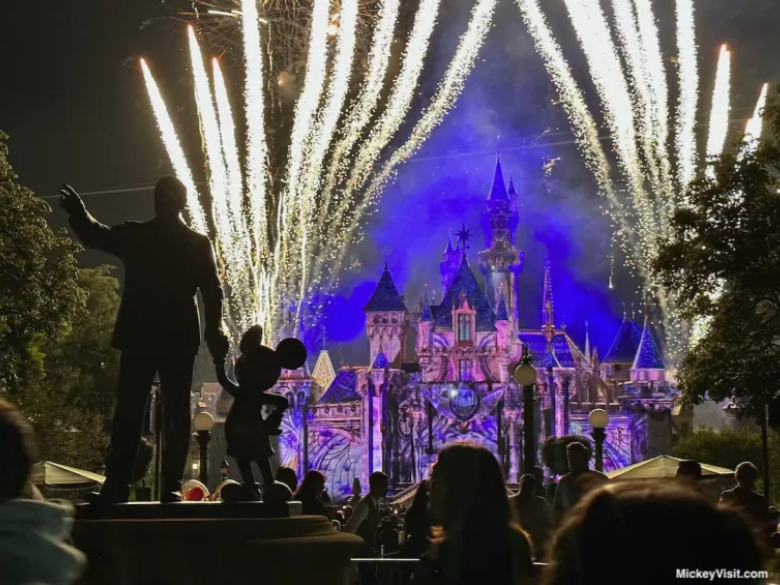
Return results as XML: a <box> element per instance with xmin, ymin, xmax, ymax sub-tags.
<box><xmin>103</xmin><ymin>351</ymin><xmax>158</xmax><ymax>500</ymax></box>
<box><xmin>159</xmin><ymin>352</ymin><xmax>196</xmax><ymax>495</ymax></box>
<box><xmin>237</xmin><ymin>459</ymin><xmax>256</xmax><ymax>486</ymax></box>
<box><xmin>257</xmin><ymin>457</ymin><xmax>274</xmax><ymax>486</ymax></box>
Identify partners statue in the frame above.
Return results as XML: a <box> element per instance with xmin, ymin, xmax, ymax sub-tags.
<box><xmin>214</xmin><ymin>325</ymin><xmax>307</xmax><ymax>501</ymax></box>
<box><xmin>59</xmin><ymin>178</ymin><xmax>229</xmax><ymax>504</ymax></box>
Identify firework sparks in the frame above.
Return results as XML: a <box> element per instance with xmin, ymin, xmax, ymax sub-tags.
<box><xmin>344</xmin><ymin>0</ymin><xmax>442</xmax><ymax>198</ymax></box>
<box><xmin>705</xmin><ymin>44</ymin><xmax>731</xmax><ymax>179</ymax></box>
<box><xmin>744</xmin><ymin>83</ymin><xmax>769</xmax><ymax>154</ymax></box>
<box><xmin>140</xmin><ymin>60</ymin><xmax>207</xmax><ymax>235</ymax></box>
<box><xmin>320</xmin><ymin>0</ymin><xmax>401</xmax><ymax>216</ymax></box>
<box><xmin>675</xmin><ymin>0</ymin><xmax>699</xmax><ymax>194</ymax></box>
<box><xmin>144</xmin><ymin>0</ymin><xmax>487</xmax><ymax>344</ymax></box>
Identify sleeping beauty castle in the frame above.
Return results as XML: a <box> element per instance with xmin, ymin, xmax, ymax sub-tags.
<box><xmin>202</xmin><ymin>159</ymin><xmax>688</xmax><ymax>499</ymax></box>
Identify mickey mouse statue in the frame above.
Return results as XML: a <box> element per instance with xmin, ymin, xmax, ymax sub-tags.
<box><xmin>214</xmin><ymin>325</ymin><xmax>307</xmax><ymax>501</ymax></box>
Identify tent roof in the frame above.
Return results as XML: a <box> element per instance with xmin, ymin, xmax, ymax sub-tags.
<box><xmin>31</xmin><ymin>462</ymin><xmax>107</xmax><ymax>487</ymax></box>
<box><xmin>606</xmin><ymin>455</ymin><xmax>735</xmax><ymax>480</ymax></box>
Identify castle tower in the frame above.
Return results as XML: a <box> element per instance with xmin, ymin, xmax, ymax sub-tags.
<box><xmin>364</xmin><ymin>261</ymin><xmax>409</xmax><ymax>367</ymax></box>
<box><xmin>601</xmin><ymin>312</ymin><xmax>643</xmax><ymax>382</ymax></box>
<box><xmin>416</xmin><ymin>284</ymin><xmax>434</xmax><ymax>354</ymax></box>
<box><xmin>478</xmin><ymin>156</ymin><xmax>524</xmax><ymax>323</ymax></box>
<box><xmin>630</xmin><ymin>315</ymin><xmax>666</xmax><ymax>383</ymax></box>
<box><xmin>495</xmin><ymin>285</ymin><xmax>512</xmax><ymax>380</ymax></box>
<box><xmin>440</xmin><ymin>237</ymin><xmax>461</xmax><ymax>293</ymax></box>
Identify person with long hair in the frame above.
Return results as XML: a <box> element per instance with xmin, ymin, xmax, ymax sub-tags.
<box><xmin>511</xmin><ymin>474</ymin><xmax>553</xmax><ymax>560</ymax></box>
<box><xmin>414</xmin><ymin>443</ymin><xmax>535</xmax><ymax>585</ymax></box>
<box><xmin>402</xmin><ymin>480</ymin><xmax>433</xmax><ymax>559</ymax></box>
<box><xmin>292</xmin><ymin>470</ymin><xmax>330</xmax><ymax>519</ymax></box>
<box><xmin>544</xmin><ymin>482</ymin><xmax>768</xmax><ymax>585</ymax></box>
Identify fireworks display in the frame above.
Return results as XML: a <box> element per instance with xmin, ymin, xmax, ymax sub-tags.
<box><xmin>143</xmin><ymin>0</ymin><xmax>496</xmax><ymax>344</ymax></box>
<box><xmin>516</xmin><ymin>0</ymin><xmax>768</xmax><ymax>358</ymax></box>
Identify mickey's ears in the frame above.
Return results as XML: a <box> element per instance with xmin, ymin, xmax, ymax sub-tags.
<box><xmin>240</xmin><ymin>325</ymin><xmax>264</xmax><ymax>354</ymax></box>
<box><xmin>276</xmin><ymin>338</ymin><xmax>307</xmax><ymax>370</ymax></box>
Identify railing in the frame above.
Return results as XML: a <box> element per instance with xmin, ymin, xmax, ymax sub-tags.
<box><xmin>349</xmin><ymin>558</ymin><xmax>548</xmax><ymax>585</ymax></box>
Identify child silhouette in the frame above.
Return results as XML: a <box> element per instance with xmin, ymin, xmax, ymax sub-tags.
<box><xmin>214</xmin><ymin>325</ymin><xmax>307</xmax><ymax>501</ymax></box>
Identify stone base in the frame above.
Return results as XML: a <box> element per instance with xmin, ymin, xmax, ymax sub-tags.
<box><xmin>72</xmin><ymin>505</ymin><xmax>362</xmax><ymax>585</ymax></box>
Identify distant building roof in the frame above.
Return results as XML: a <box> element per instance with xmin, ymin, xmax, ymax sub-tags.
<box><xmin>435</xmin><ymin>255</ymin><xmax>496</xmax><ymax>331</ymax></box>
<box><xmin>364</xmin><ymin>263</ymin><xmax>407</xmax><ymax>313</ymax></box>
<box><xmin>602</xmin><ymin>318</ymin><xmax>643</xmax><ymax>364</ymax></box>
<box><xmin>319</xmin><ymin>369</ymin><xmax>361</xmax><ymax>404</ymax></box>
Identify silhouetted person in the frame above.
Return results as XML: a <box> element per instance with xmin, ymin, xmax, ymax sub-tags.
<box><xmin>346</xmin><ymin>471</ymin><xmax>389</xmax><ymax>584</ymax></box>
<box><xmin>676</xmin><ymin>459</ymin><xmax>703</xmax><ymax>483</ymax></box>
<box><xmin>276</xmin><ymin>466</ymin><xmax>298</xmax><ymax>494</ymax></box>
<box><xmin>553</xmin><ymin>442</ymin><xmax>608</xmax><ymax>523</ymax></box>
<box><xmin>543</xmin><ymin>482</ymin><xmax>768</xmax><ymax>585</ymax></box>
<box><xmin>414</xmin><ymin>443</ymin><xmax>535</xmax><ymax>585</ymax></box>
<box><xmin>60</xmin><ymin>178</ymin><xmax>228</xmax><ymax>503</ymax></box>
<box><xmin>720</xmin><ymin>462</ymin><xmax>767</xmax><ymax>527</ymax></box>
<box><xmin>532</xmin><ymin>465</ymin><xmax>548</xmax><ymax>499</ymax></box>
<box><xmin>402</xmin><ymin>480</ymin><xmax>433</xmax><ymax>559</ymax></box>
<box><xmin>293</xmin><ymin>470</ymin><xmax>331</xmax><ymax>519</ymax></box>
<box><xmin>511</xmin><ymin>474</ymin><xmax>552</xmax><ymax>560</ymax></box>
<box><xmin>0</xmin><ymin>399</ymin><xmax>86</xmax><ymax>585</ymax></box>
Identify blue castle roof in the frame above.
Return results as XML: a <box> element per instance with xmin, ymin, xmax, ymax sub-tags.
<box><xmin>364</xmin><ymin>263</ymin><xmax>407</xmax><ymax>313</ymax></box>
<box><xmin>602</xmin><ymin>318</ymin><xmax>643</xmax><ymax>364</ymax></box>
<box><xmin>632</xmin><ymin>317</ymin><xmax>665</xmax><ymax>370</ymax></box>
<box><xmin>319</xmin><ymin>370</ymin><xmax>360</xmax><ymax>404</ymax></box>
<box><xmin>372</xmin><ymin>347</ymin><xmax>389</xmax><ymax>369</ymax></box>
<box><xmin>519</xmin><ymin>331</ymin><xmax>587</xmax><ymax>369</ymax></box>
<box><xmin>488</xmin><ymin>156</ymin><xmax>508</xmax><ymax>201</ymax></box>
<box><xmin>435</xmin><ymin>255</ymin><xmax>496</xmax><ymax>331</ymax></box>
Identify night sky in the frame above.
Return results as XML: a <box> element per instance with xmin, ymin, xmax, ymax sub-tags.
<box><xmin>1</xmin><ymin>0</ymin><xmax>779</xmax><ymax>367</ymax></box>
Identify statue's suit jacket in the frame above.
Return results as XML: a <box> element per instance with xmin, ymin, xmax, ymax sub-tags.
<box><xmin>69</xmin><ymin>210</ymin><xmax>224</xmax><ymax>355</ymax></box>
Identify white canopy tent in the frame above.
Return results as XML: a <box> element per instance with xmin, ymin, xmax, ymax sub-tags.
<box><xmin>31</xmin><ymin>462</ymin><xmax>106</xmax><ymax>489</ymax></box>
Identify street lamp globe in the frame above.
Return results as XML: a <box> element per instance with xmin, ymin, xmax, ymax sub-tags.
<box><xmin>193</xmin><ymin>411</ymin><xmax>215</xmax><ymax>433</ymax></box>
<box><xmin>588</xmin><ymin>408</ymin><xmax>610</xmax><ymax>430</ymax></box>
<box><xmin>513</xmin><ymin>363</ymin><xmax>538</xmax><ymax>386</ymax></box>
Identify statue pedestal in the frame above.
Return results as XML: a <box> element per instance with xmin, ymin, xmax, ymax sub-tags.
<box><xmin>72</xmin><ymin>503</ymin><xmax>362</xmax><ymax>585</ymax></box>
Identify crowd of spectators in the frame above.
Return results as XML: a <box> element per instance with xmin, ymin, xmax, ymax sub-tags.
<box><xmin>1</xmin><ymin>396</ymin><xmax>778</xmax><ymax>585</ymax></box>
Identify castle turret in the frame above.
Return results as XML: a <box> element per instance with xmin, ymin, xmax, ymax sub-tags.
<box><xmin>495</xmin><ymin>284</ymin><xmax>511</xmax><ymax>351</ymax></box>
<box><xmin>416</xmin><ymin>284</ymin><xmax>434</xmax><ymax>354</ymax></box>
<box><xmin>364</xmin><ymin>261</ymin><xmax>409</xmax><ymax>367</ymax></box>
<box><xmin>440</xmin><ymin>237</ymin><xmax>460</xmax><ymax>293</ymax></box>
<box><xmin>311</xmin><ymin>348</ymin><xmax>337</xmax><ymax>401</ymax></box>
<box><xmin>601</xmin><ymin>312</ymin><xmax>643</xmax><ymax>381</ymax></box>
<box><xmin>630</xmin><ymin>315</ymin><xmax>666</xmax><ymax>383</ymax></box>
<box><xmin>478</xmin><ymin>156</ymin><xmax>524</xmax><ymax>323</ymax></box>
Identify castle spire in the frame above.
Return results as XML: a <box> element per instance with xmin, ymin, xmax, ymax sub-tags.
<box><xmin>487</xmin><ymin>155</ymin><xmax>508</xmax><ymax>201</ymax></box>
<box><xmin>444</xmin><ymin>237</ymin><xmax>455</xmax><ymax>255</ymax></box>
<box><xmin>508</xmin><ymin>176</ymin><xmax>517</xmax><ymax>198</ymax></box>
<box><xmin>542</xmin><ymin>258</ymin><xmax>555</xmax><ymax>342</ymax></box>
<box><xmin>631</xmin><ymin>314</ymin><xmax>665</xmax><ymax>371</ymax></box>
<box><xmin>421</xmin><ymin>283</ymin><xmax>433</xmax><ymax>322</ymax></box>
<box><xmin>496</xmin><ymin>283</ymin><xmax>509</xmax><ymax>321</ymax></box>
<box><xmin>584</xmin><ymin>320</ymin><xmax>591</xmax><ymax>360</ymax></box>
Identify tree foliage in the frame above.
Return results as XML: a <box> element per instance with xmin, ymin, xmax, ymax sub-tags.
<box><xmin>0</xmin><ymin>132</ymin><xmax>84</xmax><ymax>395</ymax></box>
<box><xmin>674</xmin><ymin>427</ymin><xmax>780</xmax><ymax>504</ymax></box>
<box><xmin>653</xmin><ymin>86</ymin><xmax>780</xmax><ymax>419</ymax></box>
<box><xmin>0</xmin><ymin>132</ymin><xmax>115</xmax><ymax>469</ymax></box>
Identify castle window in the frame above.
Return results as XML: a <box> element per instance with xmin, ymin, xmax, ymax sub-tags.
<box><xmin>459</xmin><ymin>360</ymin><xmax>472</xmax><ymax>381</ymax></box>
<box><xmin>458</xmin><ymin>314</ymin><xmax>472</xmax><ymax>342</ymax></box>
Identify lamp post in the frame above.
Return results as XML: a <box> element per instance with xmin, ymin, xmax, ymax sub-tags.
<box><xmin>588</xmin><ymin>408</ymin><xmax>609</xmax><ymax>472</ymax></box>
<box><xmin>193</xmin><ymin>412</ymin><xmax>215</xmax><ymax>487</ymax></box>
<box><xmin>220</xmin><ymin>458</ymin><xmax>230</xmax><ymax>482</ymax></box>
<box><xmin>514</xmin><ymin>344</ymin><xmax>538</xmax><ymax>474</ymax></box>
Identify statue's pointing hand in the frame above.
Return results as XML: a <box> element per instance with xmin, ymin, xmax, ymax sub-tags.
<box><xmin>59</xmin><ymin>184</ymin><xmax>86</xmax><ymax>216</ymax></box>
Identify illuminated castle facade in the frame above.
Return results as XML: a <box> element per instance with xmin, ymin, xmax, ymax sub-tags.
<box><xmin>204</xmin><ymin>159</ymin><xmax>684</xmax><ymax>498</ymax></box>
